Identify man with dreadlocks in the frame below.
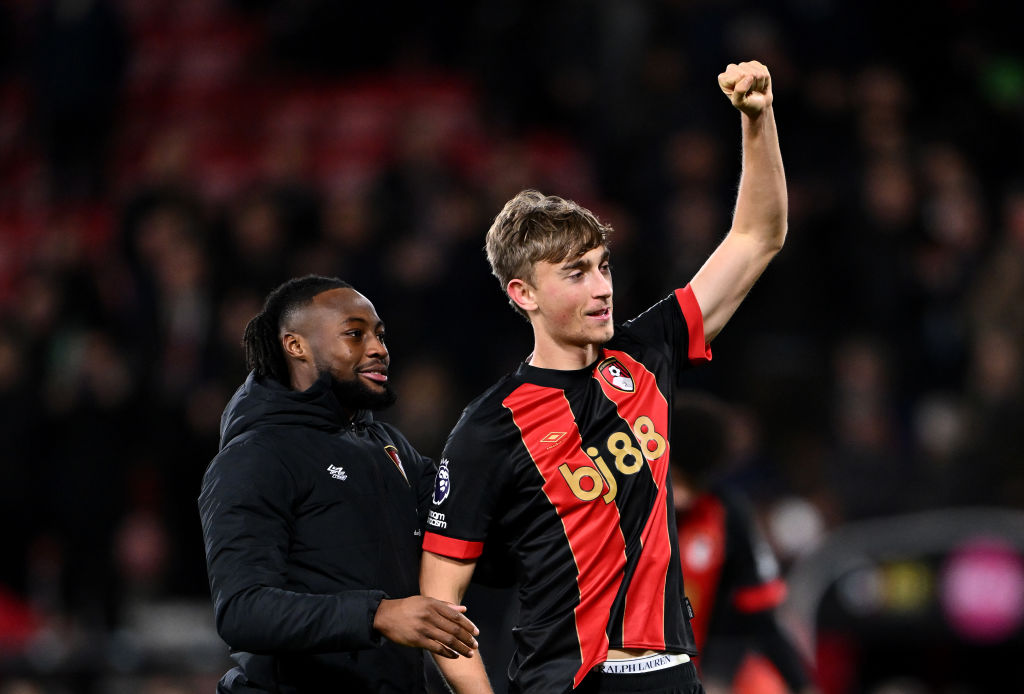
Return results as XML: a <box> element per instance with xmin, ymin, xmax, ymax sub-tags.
<box><xmin>199</xmin><ymin>275</ymin><xmax>480</xmax><ymax>693</ymax></box>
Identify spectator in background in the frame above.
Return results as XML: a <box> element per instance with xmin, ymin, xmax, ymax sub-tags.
<box><xmin>198</xmin><ymin>275</ymin><xmax>479</xmax><ymax>693</ymax></box>
<box><xmin>215</xmin><ymin>189</ymin><xmax>294</xmax><ymax>295</ymax></box>
<box><xmin>671</xmin><ymin>393</ymin><xmax>818</xmax><ymax>694</ymax></box>
<box><xmin>825</xmin><ymin>336</ymin><xmax>909</xmax><ymax>521</ymax></box>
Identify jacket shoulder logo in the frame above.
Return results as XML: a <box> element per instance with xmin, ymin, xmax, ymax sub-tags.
<box><xmin>327</xmin><ymin>464</ymin><xmax>348</xmax><ymax>481</ymax></box>
<box><xmin>597</xmin><ymin>357</ymin><xmax>634</xmax><ymax>392</ymax></box>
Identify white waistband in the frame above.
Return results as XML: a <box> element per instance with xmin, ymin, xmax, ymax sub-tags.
<box><xmin>597</xmin><ymin>652</ymin><xmax>691</xmax><ymax>675</ymax></box>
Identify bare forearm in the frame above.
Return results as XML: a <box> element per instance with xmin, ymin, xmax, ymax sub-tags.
<box><xmin>433</xmin><ymin>650</ymin><xmax>495</xmax><ymax>694</ymax></box>
<box><xmin>372</xmin><ymin>596</ymin><xmax>479</xmax><ymax>659</ymax></box>
<box><xmin>692</xmin><ymin>61</ymin><xmax>788</xmax><ymax>340</ymax></box>
<box><xmin>732</xmin><ymin>105</ymin><xmax>787</xmax><ymax>249</ymax></box>
<box><xmin>421</xmin><ymin>551</ymin><xmax>494</xmax><ymax>693</ymax></box>
<box><xmin>689</xmin><ymin>105</ymin><xmax>787</xmax><ymax>339</ymax></box>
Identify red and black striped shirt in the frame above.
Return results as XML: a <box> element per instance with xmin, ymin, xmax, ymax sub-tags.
<box><xmin>424</xmin><ymin>286</ymin><xmax>711</xmax><ymax>692</ymax></box>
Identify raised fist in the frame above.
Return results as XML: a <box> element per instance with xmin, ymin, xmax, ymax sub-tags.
<box><xmin>718</xmin><ymin>60</ymin><xmax>773</xmax><ymax>117</ymax></box>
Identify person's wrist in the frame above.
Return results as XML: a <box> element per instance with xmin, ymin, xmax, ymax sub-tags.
<box><xmin>741</xmin><ymin>106</ymin><xmax>772</xmax><ymax>132</ymax></box>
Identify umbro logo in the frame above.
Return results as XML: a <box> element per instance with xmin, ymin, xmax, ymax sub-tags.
<box><xmin>541</xmin><ymin>431</ymin><xmax>567</xmax><ymax>449</ymax></box>
<box><xmin>327</xmin><ymin>464</ymin><xmax>348</xmax><ymax>481</ymax></box>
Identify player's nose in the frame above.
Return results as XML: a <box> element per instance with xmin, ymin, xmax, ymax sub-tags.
<box><xmin>367</xmin><ymin>333</ymin><xmax>388</xmax><ymax>358</ymax></box>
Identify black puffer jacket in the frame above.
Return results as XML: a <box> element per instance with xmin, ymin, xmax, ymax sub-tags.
<box><xmin>199</xmin><ymin>371</ymin><xmax>435</xmax><ymax>693</ymax></box>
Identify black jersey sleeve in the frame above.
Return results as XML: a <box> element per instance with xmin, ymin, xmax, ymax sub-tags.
<box><xmin>422</xmin><ymin>403</ymin><xmax>513</xmax><ymax>561</ymax></box>
<box><xmin>622</xmin><ymin>284</ymin><xmax>711</xmax><ymax>384</ymax></box>
<box><xmin>199</xmin><ymin>438</ymin><xmax>386</xmax><ymax>653</ymax></box>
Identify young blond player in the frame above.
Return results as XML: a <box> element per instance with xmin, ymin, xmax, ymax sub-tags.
<box><xmin>421</xmin><ymin>60</ymin><xmax>786</xmax><ymax>694</ymax></box>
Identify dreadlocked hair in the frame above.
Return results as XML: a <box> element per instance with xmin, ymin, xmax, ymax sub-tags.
<box><xmin>243</xmin><ymin>275</ymin><xmax>353</xmax><ymax>384</ymax></box>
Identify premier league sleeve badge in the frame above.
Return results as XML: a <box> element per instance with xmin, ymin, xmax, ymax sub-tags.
<box><xmin>433</xmin><ymin>458</ymin><xmax>451</xmax><ymax>505</ymax></box>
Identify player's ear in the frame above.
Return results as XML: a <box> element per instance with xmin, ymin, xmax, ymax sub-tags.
<box><xmin>507</xmin><ymin>279</ymin><xmax>537</xmax><ymax>313</ymax></box>
<box><xmin>281</xmin><ymin>331</ymin><xmax>308</xmax><ymax>361</ymax></box>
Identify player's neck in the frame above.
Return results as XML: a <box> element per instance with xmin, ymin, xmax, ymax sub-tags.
<box><xmin>528</xmin><ymin>337</ymin><xmax>601</xmax><ymax>371</ymax></box>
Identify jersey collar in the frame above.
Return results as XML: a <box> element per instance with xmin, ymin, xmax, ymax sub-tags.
<box><xmin>515</xmin><ymin>354</ymin><xmax>603</xmax><ymax>390</ymax></box>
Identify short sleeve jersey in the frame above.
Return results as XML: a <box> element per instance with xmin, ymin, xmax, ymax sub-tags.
<box><xmin>423</xmin><ymin>286</ymin><xmax>712</xmax><ymax>692</ymax></box>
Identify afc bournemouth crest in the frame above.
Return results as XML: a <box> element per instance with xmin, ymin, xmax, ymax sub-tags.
<box><xmin>384</xmin><ymin>444</ymin><xmax>403</xmax><ymax>468</ymax></box>
<box><xmin>597</xmin><ymin>357</ymin><xmax>634</xmax><ymax>392</ymax></box>
<box><xmin>384</xmin><ymin>444</ymin><xmax>408</xmax><ymax>482</ymax></box>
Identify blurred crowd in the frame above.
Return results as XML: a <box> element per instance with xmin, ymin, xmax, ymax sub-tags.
<box><xmin>1</xmin><ymin>0</ymin><xmax>1023</xmax><ymax>691</ymax></box>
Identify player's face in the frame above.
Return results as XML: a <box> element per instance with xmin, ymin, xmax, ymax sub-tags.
<box><xmin>529</xmin><ymin>245</ymin><xmax>614</xmax><ymax>352</ymax></box>
<box><xmin>304</xmin><ymin>288</ymin><xmax>396</xmax><ymax>410</ymax></box>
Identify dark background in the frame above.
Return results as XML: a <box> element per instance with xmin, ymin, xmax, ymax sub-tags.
<box><xmin>2</xmin><ymin>1</ymin><xmax>1024</xmax><ymax>692</ymax></box>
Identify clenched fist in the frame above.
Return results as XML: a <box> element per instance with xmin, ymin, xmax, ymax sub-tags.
<box><xmin>718</xmin><ymin>60</ymin><xmax>773</xmax><ymax>117</ymax></box>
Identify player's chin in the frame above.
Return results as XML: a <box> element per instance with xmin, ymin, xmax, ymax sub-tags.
<box><xmin>590</xmin><ymin>324</ymin><xmax>615</xmax><ymax>344</ymax></box>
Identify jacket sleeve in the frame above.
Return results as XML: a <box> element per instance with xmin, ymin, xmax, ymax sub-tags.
<box><xmin>198</xmin><ymin>438</ymin><xmax>386</xmax><ymax>654</ymax></box>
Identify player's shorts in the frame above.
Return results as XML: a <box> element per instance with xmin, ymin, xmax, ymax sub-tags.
<box><xmin>576</xmin><ymin>653</ymin><xmax>704</xmax><ymax>693</ymax></box>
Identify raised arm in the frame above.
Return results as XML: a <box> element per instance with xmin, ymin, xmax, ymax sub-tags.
<box><xmin>421</xmin><ymin>551</ymin><xmax>495</xmax><ymax>694</ymax></box>
<box><xmin>689</xmin><ymin>60</ymin><xmax>788</xmax><ymax>342</ymax></box>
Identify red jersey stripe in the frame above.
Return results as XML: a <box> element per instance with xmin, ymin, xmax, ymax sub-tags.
<box><xmin>596</xmin><ymin>349</ymin><xmax>674</xmax><ymax>649</ymax></box>
<box><xmin>422</xmin><ymin>533</ymin><xmax>484</xmax><ymax>560</ymax></box>
<box><xmin>733</xmin><ymin>578</ymin><xmax>788</xmax><ymax>613</ymax></box>
<box><xmin>503</xmin><ymin>383</ymin><xmax>628</xmax><ymax>688</ymax></box>
<box><xmin>675</xmin><ymin>285</ymin><xmax>712</xmax><ymax>364</ymax></box>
